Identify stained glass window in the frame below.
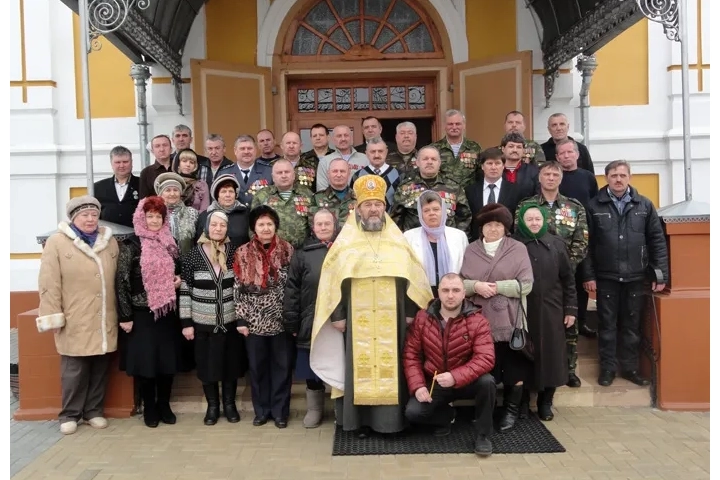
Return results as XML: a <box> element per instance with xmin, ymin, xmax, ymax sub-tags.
<box><xmin>287</xmin><ymin>0</ymin><xmax>441</xmax><ymax>58</ymax></box>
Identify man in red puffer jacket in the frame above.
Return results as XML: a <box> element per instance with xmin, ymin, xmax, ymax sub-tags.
<box><xmin>403</xmin><ymin>273</ymin><xmax>496</xmax><ymax>457</ymax></box>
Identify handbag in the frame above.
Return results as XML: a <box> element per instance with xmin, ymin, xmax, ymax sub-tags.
<box><xmin>508</xmin><ymin>280</ymin><xmax>534</xmax><ymax>361</ymax></box>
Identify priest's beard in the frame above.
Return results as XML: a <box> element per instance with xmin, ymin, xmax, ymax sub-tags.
<box><xmin>357</xmin><ymin>211</ymin><xmax>385</xmax><ymax>232</ymax></box>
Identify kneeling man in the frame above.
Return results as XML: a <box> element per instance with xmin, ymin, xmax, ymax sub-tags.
<box><xmin>403</xmin><ymin>273</ymin><xmax>496</xmax><ymax>456</ymax></box>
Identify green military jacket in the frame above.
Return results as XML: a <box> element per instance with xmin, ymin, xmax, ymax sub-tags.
<box><xmin>390</xmin><ymin>170</ymin><xmax>471</xmax><ymax>235</ymax></box>
<box><xmin>430</xmin><ymin>136</ymin><xmax>483</xmax><ymax>188</ymax></box>
<box><xmin>385</xmin><ymin>149</ymin><xmax>418</xmax><ymax>177</ymax></box>
<box><xmin>311</xmin><ymin>187</ymin><xmax>357</xmax><ymax>229</ymax></box>
<box><xmin>272</xmin><ymin>155</ymin><xmax>322</xmax><ymax>192</ymax></box>
<box><xmin>514</xmin><ymin>193</ymin><xmax>588</xmax><ymax>270</ymax></box>
<box><xmin>250</xmin><ymin>185</ymin><xmax>313</xmax><ymax>248</ymax></box>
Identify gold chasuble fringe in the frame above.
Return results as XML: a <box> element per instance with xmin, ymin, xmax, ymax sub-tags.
<box><xmin>351</xmin><ymin>277</ymin><xmax>398</xmax><ymax>405</ymax></box>
<box><xmin>309</xmin><ymin>213</ymin><xmax>434</xmax><ymax>401</ymax></box>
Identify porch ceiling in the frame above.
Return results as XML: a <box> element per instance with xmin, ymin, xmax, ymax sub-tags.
<box><xmin>59</xmin><ymin>0</ymin><xmax>642</xmax><ymax>79</ymax></box>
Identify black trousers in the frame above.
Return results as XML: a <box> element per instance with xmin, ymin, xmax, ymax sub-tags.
<box><xmin>575</xmin><ymin>264</ymin><xmax>589</xmax><ymax>329</ymax></box>
<box><xmin>596</xmin><ymin>279</ymin><xmax>646</xmax><ymax>372</ymax></box>
<box><xmin>59</xmin><ymin>355</ymin><xmax>110</xmax><ymax>423</ymax></box>
<box><xmin>246</xmin><ymin>333</ymin><xmax>295</xmax><ymax>420</ymax></box>
<box><xmin>404</xmin><ymin>373</ymin><xmax>496</xmax><ymax>436</ymax></box>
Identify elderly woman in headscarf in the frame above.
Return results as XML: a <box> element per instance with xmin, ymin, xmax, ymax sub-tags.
<box><xmin>179</xmin><ymin>210</ymin><xmax>244</xmax><ymax>426</ymax></box>
<box><xmin>155</xmin><ymin>172</ymin><xmax>199</xmax><ymax>256</ymax></box>
<box><xmin>234</xmin><ymin>205</ymin><xmax>294</xmax><ymax>429</ymax></box>
<box><xmin>115</xmin><ymin>196</ymin><xmax>182</xmax><ymax>428</ymax></box>
<box><xmin>513</xmin><ymin>203</ymin><xmax>577</xmax><ymax>421</ymax></box>
<box><xmin>195</xmin><ymin>174</ymin><xmax>250</xmax><ymax>246</ymax></box>
<box><xmin>460</xmin><ymin>203</ymin><xmax>533</xmax><ymax>433</ymax></box>
<box><xmin>174</xmin><ymin>148</ymin><xmax>210</xmax><ymax>212</ymax></box>
<box><xmin>403</xmin><ymin>190</ymin><xmax>469</xmax><ymax>298</ymax></box>
<box><xmin>282</xmin><ymin>208</ymin><xmax>337</xmax><ymax>429</ymax></box>
<box><xmin>36</xmin><ymin>196</ymin><xmax>119</xmax><ymax>435</ymax></box>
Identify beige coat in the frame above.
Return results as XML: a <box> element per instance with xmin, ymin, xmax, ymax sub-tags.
<box><xmin>36</xmin><ymin>222</ymin><xmax>119</xmax><ymax>356</ymax></box>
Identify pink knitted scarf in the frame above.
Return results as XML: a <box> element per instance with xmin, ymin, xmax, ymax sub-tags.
<box><xmin>133</xmin><ymin>199</ymin><xmax>180</xmax><ymax>319</ymax></box>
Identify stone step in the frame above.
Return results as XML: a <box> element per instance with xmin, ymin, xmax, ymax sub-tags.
<box><xmin>167</xmin><ymin>338</ymin><xmax>649</xmax><ymax>414</ymax></box>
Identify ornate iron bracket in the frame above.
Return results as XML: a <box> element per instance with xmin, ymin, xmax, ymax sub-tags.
<box><xmin>85</xmin><ymin>0</ymin><xmax>150</xmax><ymax>52</ymax></box>
<box><xmin>636</xmin><ymin>0</ymin><xmax>680</xmax><ymax>41</ymax></box>
<box><xmin>542</xmin><ymin>0</ymin><xmax>641</xmax><ymax>79</ymax></box>
<box><xmin>173</xmin><ymin>77</ymin><xmax>185</xmax><ymax>116</ymax></box>
<box><xmin>543</xmin><ymin>70</ymin><xmax>560</xmax><ymax>108</ymax></box>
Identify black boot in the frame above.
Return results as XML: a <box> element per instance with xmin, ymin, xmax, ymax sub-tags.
<box><xmin>141</xmin><ymin>377</ymin><xmax>159</xmax><ymax>428</ymax></box>
<box><xmin>499</xmin><ymin>385</ymin><xmax>523</xmax><ymax>432</ymax></box>
<box><xmin>132</xmin><ymin>376</ymin><xmax>143</xmax><ymax>416</ymax></box>
<box><xmin>537</xmin><ymin>387</ymin><xmax>556</xmax><ymax>421</ymax></box>
<box><xmin>202</xmin><ymin>383</ymin><xmax>220</xmax><ymax>426</ymax></box>
<box><xmin>518</xmin><ymin>387</ymin><xmax>530</xmax><ymax>419</ymax></box>
<box><xmin>222</xmin><ymin>380</ymin><xmax>240</xmax><ymax>423</ymax></box>
<box><xmin>156</xmin><ymin>375</ymin><xmax>176</xmax><ymax>425</ymax></box>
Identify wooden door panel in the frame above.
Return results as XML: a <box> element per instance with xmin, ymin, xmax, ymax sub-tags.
<box><xmin>191</xmin><ymin>59</ymin><xmax>273</xmax><ymax>149</ymax></box>
<box><xmin>453</xmin><ymin>51</ymin><xmax>533</xmax><ymax>149</ymax></box>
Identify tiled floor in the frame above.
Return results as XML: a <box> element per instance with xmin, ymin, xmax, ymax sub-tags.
<box><xmin>9</xmin><ymin>405</ymin><xmax>710</xmax><ymax>479</ymax></box>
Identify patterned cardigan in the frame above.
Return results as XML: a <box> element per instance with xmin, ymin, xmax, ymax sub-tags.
<box><xmin>179</xmin><ymin>243</ymin><xmax>239</xmax><ymax>333</ymax></box>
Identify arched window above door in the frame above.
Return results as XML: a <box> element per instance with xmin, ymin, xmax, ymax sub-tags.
<box><xmin>284</xmin><ymin>0</ymin><xmax>443</xmax><ymax>61</ymax></box>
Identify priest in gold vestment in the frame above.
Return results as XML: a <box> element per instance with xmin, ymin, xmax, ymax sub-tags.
<box><xmin>310</xmin><ymin>175</ymin><xmax>433</xmax><ymax>436</ymax></box>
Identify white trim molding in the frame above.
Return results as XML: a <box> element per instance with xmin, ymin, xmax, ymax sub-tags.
<box><xmin>256</xmin><ymin>0</ymin><xmax>469</xmax><ymax>67</ymax></box>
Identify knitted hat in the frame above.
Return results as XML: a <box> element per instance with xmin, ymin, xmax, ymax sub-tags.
<box><xmin>249</xmin><ymin>205</ymin><xmax>280</xmax><ymax>232</ymax></box>
<box><xmin>154</xmin><ymin>172</ymin><xmax>186</xmax><ymax>195</ymax></box>
<box><xmin>66</xmin><ymin>195</ymin><xmax>101</xmax><ymax>221</ymax></box>
<box><xmin>211</xmin><ymin>174</ymin><xmax>240</xmax><ymax>201</ymax></box>
<box><xmin>353</xmin><ymin>174</ymin><xmax>386</xmax><ymax>206</ymax></box>
<box><xmin>475</xmin><ymin>203</ymin><xmax>513</xmax><ymax>233</ymax></box>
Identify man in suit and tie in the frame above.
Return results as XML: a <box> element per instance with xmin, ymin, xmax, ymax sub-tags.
<box><xmin>93</xmin><ymin>145</ymin><xmax>140</xmax><ymax>227</ymax></box>
<box><xmin>219</xmin><ymin>134</ymin><xmax>273</xmax><ymax>205</ymax></box>
<box><xmin>465</xmin><ymin>147</ymin><xmax>533</xmax><ymax>242</ymax></box>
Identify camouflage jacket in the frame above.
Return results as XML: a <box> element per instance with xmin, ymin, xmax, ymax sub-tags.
<box><xmin>311</xmin><ymin>187</ymin><xmax>357</xmax><ymax>229</ymax></box>
<box><xmin>390</xmin><ymin>170</ymin><xmax>471</xmax><ymax>235</ymax></box>
<box><xmin>297</xmin><ymin>149</ymin><xmax>334</xmax><ymax>190</ymax></box>
<box><xmin>250</xmin><ymin>185</ymin><xmax>313</xmax><ymax>248</ymax></box>
<box><xmin>430</xmin><ymin>137</ymin><xmax>483</xmax><ymax>188</ymax></box>
<box><xmin>514</xmin><ymin>193</ymin><xmax>588</xmax><ymax>269</ymax></box>
<box><xmin>386</xmin><ymin>149</ymin><xmax>418</xmax><ymax>177</ymax></box>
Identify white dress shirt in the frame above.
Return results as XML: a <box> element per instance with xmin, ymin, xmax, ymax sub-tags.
<box><xmin>483</xmin><ymin>177</ymin><xmax>503</xmax><ymax>205</ymax></box>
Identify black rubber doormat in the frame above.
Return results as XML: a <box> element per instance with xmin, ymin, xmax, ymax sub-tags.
<box><xmin>332</xmin><ymin>407</ymin><xmax>565</xmax><ymax>456</ymax></box>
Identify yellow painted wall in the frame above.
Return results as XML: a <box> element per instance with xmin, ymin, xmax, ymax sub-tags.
<box><xmin>466</xmin><ymin>0</ymin><xmax>517</xmax><ymax>61</ymax></box>
<box><xmin>205</xmin><ymin>0</ymin><xmax>257</xmax><ymax>65</ymax></box>
<box><xmin>596</xmin><ymin>173</ymin><xmax>659</xmax><ymax>207</ymax></box>
<box><xmin>72</xmin><ymin>15</ymin><xmax>135</xmax><ymax>119</ymax></box>
<box><xmin>591</xmin><ymin>19</ymin><xmax>649</xmax><ymax>106</ymax></box>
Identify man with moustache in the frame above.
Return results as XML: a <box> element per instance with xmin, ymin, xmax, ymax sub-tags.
<box><xmin>502</xmin><ymin>111</ymin><xmax>546</xmax><ymax>165</ymax></box>
<box><xmin>94</xmin><ymin>146</ymin><xmax>140</xmax><ymax>227</ymax></box>
<box><xmin>385</xmin><ymin>121</ymin><xmax>419</xmax><ymax>176</ymax></box>
<box><xmin>583</xmin><ymin>160</ymin><xmax>668</xmax><ymax>388</ymax></box>
<box><xmin>515</xmin><ymin>161</ymin><xmax>588</xmax><ymax>388</ymax></box>
<box><xmin>351</xmin><ymin>137</ymin><xmax>402</xmax><ymax>211</ymax></box>
<box><xmin>315</xmin><ymin>125</ymin><xmax>369</xmax><ymax>192</ymax></box>
<box><xmin>501</xmin><ymin>132</ymin><xmax>540</xmax><ymax>194</ymax></box>
<box><xmin>310</xmin><ymin>175</ymin><xmax>433</xmax><ymax>438</ymax></box>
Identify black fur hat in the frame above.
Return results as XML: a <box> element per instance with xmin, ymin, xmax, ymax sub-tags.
<box><xmin>249</xmin><ymin>205</ymin><xmax>280</xmax><ymax>232</ymax></box>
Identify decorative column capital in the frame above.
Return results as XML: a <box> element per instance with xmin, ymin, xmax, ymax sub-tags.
<box><xmin>129</xmin><ymin>63</ymin><xmax>152</xmax><ymax>82</ymax></box>
<box><xmin>576</xmin><ymin>54</ymin><xmax>598</xmax><ymax>77</ymax></box>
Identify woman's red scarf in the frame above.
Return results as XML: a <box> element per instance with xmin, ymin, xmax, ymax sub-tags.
<box><xmin>233</xmin><ymin>235</ymin><xmax>293</xmax><ymax>289</ymax></box>
<box><xmin>133</xmin><ymin>200</ymin><xmax>180</xmax><ymax>319</ymax></box>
